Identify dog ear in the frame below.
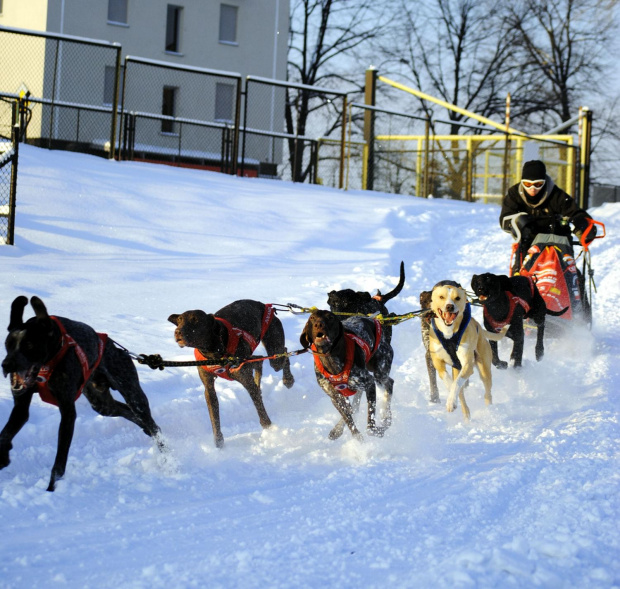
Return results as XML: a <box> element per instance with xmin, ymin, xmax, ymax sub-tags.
<box><xmin>8</xmin><ymin>296</ymin><xmax>28</xmax><ymax>331</ymax></box>
<box><xmin>168</xmin><ymin>314</ymin><xmax>180</xmax><ymax>325</ymax></box>
<box><xmin>299</xmin><ymin>319</ymin><xmax>312</xmax><ymax>349</ymax></box>
<box><xmin>30</xmin><ymin>296</ymin><xmax>50</xmax><ymax>321</ymax></box>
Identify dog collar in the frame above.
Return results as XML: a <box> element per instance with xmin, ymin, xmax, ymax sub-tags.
<box><xmin>312</xmin><ymin>319</ymin><xmax>382</xmax><ymax>396</ymax></box>
<box><xmin>431</xmin><ymin>303</ymin><xmax>471</xmax><ymax>370</ymax></box>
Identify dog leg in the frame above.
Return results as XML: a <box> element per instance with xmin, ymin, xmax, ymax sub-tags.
<box><xmin>47</xmin><ymin>400</ymin><xmax>77</xmax><ymax>492</ymax></box>
<box><xmin>253</xmin><ymin>361</ymin><xmax>263</xmax><ymax>388</ymax></box>
<box><xmin>535</xmin><ymin>320</ymin><xmax>545</xmax><ymax>361</ymax></box>
<box><xmin>326</xmin><ymin>390</ymin><xmax>362</xmax><ymax>440</ymax></box>
<box><xmin>281</xmin><ymin>355</ymin><xmax>295</xmax><ymax>389</ymax></box>
<box><xmin>426</xmin><ymin>350</ymin><xmax>440</xmax><ymax>403</ymax></box>
<box><xmin>490</xmin><ymin>340</ymin><xmax>508</xmax><ymax>370</ymax></box>
<box><xmin>510</xmin><ymin>322</ymin><xmax>525</xmax><ymax>368</ymax></box>
<box><xmin>380</xmin><ymin>376</ymin><xmax>394</xmax><ymax>428</ymax></box>
<box><xmin>198</xmin><ymin>371</ymin><xmax>224</xmax><ymax>448</ymax></box>
<box><xmin>329</xmin><ymin>390</ymin><xmax>362</xmax><ymax>440</ymax></box>
<box><xmin>0</xmin><ymin>393</ymin><xmax>33</xmax><ymax>470</ymax></box>
<box><xmin>237</xmin><ymin>368</ymin><xmax>272</xmax><ymax>431</ymax></box>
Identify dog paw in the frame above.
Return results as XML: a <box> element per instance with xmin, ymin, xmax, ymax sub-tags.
<box><xmin>367</xmin><ymin>425</ymin><xmax>386</xmax><ymax>437</ymax></box>
<box><xmin>328</xmin><ymin>423</ymin><xmax>345</xmax><ymax>440</ymax></box>
<box><xmin>429</xmin><ymin>394</ymin><xmax>440</xmax><ymax>404</ymax></box>
<box><xmin>446</xmin><ymin>398</ymin><xmax>457</xmax><ymax>412</ymax></box>
<box><xmin>282</xmin><ymin>375</ymin><xmax>295</xmax><ymax>389</ymax></box>
<box><xmin>493</xmin><ymin>360</ymin><xmax>508</xmax><ymax>370</ymax></box>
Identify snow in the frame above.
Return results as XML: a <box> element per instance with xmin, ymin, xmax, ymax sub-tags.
<box><xmin>0</xmin><ymin>145</ymin><xmax>619</xmax><ymax>588</ymax></box>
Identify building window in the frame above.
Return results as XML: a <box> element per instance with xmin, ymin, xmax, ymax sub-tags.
<box><xmin>103</xmin><ymin>65</ymin><xmax>124</xmax><ymax>106</ymax></box>
<box><xmin>108</xmin><ymin>0</ymin><xmax>128</xmax><ymax>24</ymax></box>
<box><xmin>215</xmin><ymin>83</ymin><xmax>234</xmax><ymax>122</ymax></box>
<box><xmin>219</xmin><ymin>4</ymin><xmax>238</xmax><ymax>44</ymax></box>
<box><xmin>166</xmin><ymin>5</ymin><xmax>183</xmax><ymax>53</ymax></box>
<box><xmin>161</xmin><ymin>86</ymin><xmax>178</xmax><ymax>134</ymax></box>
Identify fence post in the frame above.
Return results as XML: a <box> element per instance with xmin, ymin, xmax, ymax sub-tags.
<box><xmin>423</xmin><ymin>118</ymin><xmax>430</xmax><ymax>197</ymax></box>
<box><xmin>339</xmin><ymin>94</ymin><xmax>347</xmax><ymax>189</ymax></box>
<box><xmin>501</xmin><ymin>93</ymin><xmax>511</xmax><ymax>198</ymax></box>
<box><xmin>579</xmin><ymin>107</ymin><xmax>592</xmax><ymax>209</ymax></box>
<box><xmin>8</xmin><ymin>101</ymin><xmax>21</xmax><ymax>246</ymax></box>
<box><xmin>232</xmin><ymin>79</ymin><xmax>242</xmax><ymax>175</ymax></box>
<box><xmin>363</xmin><ymin>67</ymin><xmax>377</xmax><ymax>190</ymax></box>
<box><xmin>110</xmin><ymin>45</ymin><xmax>121</xmax><ymax>160</ymax></box>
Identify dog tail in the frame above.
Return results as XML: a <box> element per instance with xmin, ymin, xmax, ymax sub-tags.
<box><xmin>482</xmin><ymin>324</ymin><xmax>510</xmax><ymax>341</ymax></box>
<box><xmin>546</xmin><ymin>306</ymin><xmax>569</xmax><ymax>317</ymax></box>
<box><xmin>375</xmin><ymin>261</ymin><xmax>405</xmax><ymax>303</ymax></box>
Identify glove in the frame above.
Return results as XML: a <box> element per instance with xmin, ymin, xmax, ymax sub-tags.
<box><xmin>575</xmin><ymin>225</ymin><xmax>597</xmax><ymax>244</ymax></box>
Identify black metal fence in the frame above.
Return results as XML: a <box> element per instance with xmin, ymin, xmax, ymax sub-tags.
<box><xmin>241</xmin><ymin>77</ymin><xmax>347</xmax><ymax>184</ymax></box>
<box><xmin>119</xmin><ymin>57</ymin><xmax>242</xmax><ymax>174</ymax></box>
<box><xmin>0</xmin><ymin>97</ymin><xmax>23</xmax><ymax>245</ymax></box>
<box><xmin>0</xmin><ymin>25</ymin><xmax>121</xmax><ymax>159</ymax></box>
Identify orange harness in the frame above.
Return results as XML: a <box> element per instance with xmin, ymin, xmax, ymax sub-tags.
<box><xmin>36</xmin><ymin>317</ymin><xmax>107</xmax><ymax>406</ymax></box>
<box><xmin>312</xmin><ymin>320</ymin><xmax>382</xmax><ymax>397</ymax></box>
<box><xmin>195</xmin><ymin>304</ymin><xmax>275</xmax><ymax>381</ymax></box>
<box><xmin>483</xmin><ymin>279</ymin><xmax>534</xmax><ymax>332</ymax></box>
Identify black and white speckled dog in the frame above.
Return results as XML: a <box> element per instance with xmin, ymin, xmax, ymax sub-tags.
<box><xmin>168</xmin><ymin>299</ymin><xmax>294</xmax><ymax>448</ymax></box>
<box><xmin>300</xmin><ymin>310</ymin><xmax>394</xmax><ymax>440</ymax></box>
<box><xmin>1</xmin><ymin>296</ymin><xmax>163</xmax><ymax>492</ymax></box>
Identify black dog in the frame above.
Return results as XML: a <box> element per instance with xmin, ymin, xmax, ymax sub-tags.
<box><xmin>326</xmin><ymin>261</ymin><xmax>405</xmax><ymax>344</ymax></box>
<box><xmin>168</xmin><ymin>300</ymin><xmax>294</xmax><ymax>448</ymax></box>
<box><xmin>1</xmin><ymin>296</ymin><xmax>163</xmax><ymax>491</ymax></box>
<box><xmin>471</xmin><ymin>273</ymin><xmax>566</xmax><ymax>369</ymax></box>
<box><xmin>300</xmin><ymin>310</ymin><xmax>394</xmax><ymax>440</ymax></box>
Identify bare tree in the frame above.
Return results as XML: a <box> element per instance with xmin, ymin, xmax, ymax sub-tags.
<box><xmin>286</xmin><ymin>0</ymin><xmax>384</xmax><ymax>182</ymax></box>
<box><xmin>506</xmin><ymin>0</ymin><xmax>617</xmax><ymax>126</ymax></box>
<box><xmin>379</xmin><ymin>0</ymin><xmax>523</xmax><ymax>197</ymax></box>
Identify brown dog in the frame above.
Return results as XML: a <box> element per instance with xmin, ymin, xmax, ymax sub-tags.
<box><xmin>168</xmin><ymin>299</ymin><xmax>294</xmax><ymax>447</ymax></box>
<box><xmin>419</xmin><ymin>290</ymin><xmax>440</xmax><ymax>403</ymax></box>
<box><xmin>300</xmin><ymin>310</ymin><xmax>393</xmax><ymax>440</ymax></box>
<box><xmin>429</xmin><ymin>281</ymin><xmax>507</xmax><ymax>421</ymax></box>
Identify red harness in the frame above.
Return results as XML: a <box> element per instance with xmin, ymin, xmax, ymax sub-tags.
<box><xmin>195</xmin><ymin>304</ymin><xmax>275</xmax><ymax>381</ymax></box>
<box><xmin>36</xmin><ymin>317</ymin><xmax>108</xmax><ymax>406</ymax></box>
<box><xmin>483</xmin><ymin>279</ymin><xmax>534</xmax><ymax>332</ymax></box>
<box><xmin>312</xmin><ymin>320</ymin><xmax>382</xmax><ymax>397</ymax></box>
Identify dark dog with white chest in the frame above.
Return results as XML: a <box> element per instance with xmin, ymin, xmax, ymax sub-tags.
<box><xmin>168</xmin><ymin>299</ymin><xmax>294</xmax><ymax>448</ymax></box>
<box><xmin>1</xmin><ymin>296</ymin><xmax>163</xmax><ymax>492</ymax></box>
<box><xmin>471</xmin><ymin>272</ymin><xmax>566</xmax><ymax>368</ymax></box>
<box><xmin>300</xmin><ymin>310</ymin><xmax>394</xmax><ymax>440</ymax></box>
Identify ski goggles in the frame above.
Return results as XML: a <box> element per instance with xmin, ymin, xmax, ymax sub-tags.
<box><xmin>521</xmin><ymin>179</ymin><xmax>545</xmax><ymax>189</ymax></box>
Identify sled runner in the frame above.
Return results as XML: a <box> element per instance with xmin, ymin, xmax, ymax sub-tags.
<box><xmin>506</xmin><ymin>214</ymin><xmax>605</xmax><ymax>330</ymax></box>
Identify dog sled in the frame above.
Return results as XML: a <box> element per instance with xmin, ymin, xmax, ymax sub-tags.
<box><xmin>506</xmin><ymin>213</ymin><xmax>605</xmax><ymax>331</ymax></box>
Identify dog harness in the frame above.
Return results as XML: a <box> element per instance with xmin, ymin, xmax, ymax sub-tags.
<box><xmin>36</xmin><ymin>317</ymin><xmax>108</xmax><ymax>407</ymax></box>
<box><xmin>483</xmin><ymin>278</ymin><xmax>535</xmax><ymax>332</ymax></box>
<box><xmin>431</xmin><ymin>303</ymin><xmax>471</xmax><ymax>371</ymax></box>
<box><xmin>312</xmin><ymin>320</ymin><xmax>382</xmax><ymax>397</ymax></box>
<box><xmin>195</xmin><ymin>304</ymin><xmax>275</xmax><ymax>380</ymax></box>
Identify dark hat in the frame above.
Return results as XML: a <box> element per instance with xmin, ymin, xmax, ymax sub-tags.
<box><xmin>522</xmin><ymin>160</ymin><xmax>546</xmax><ymax>180</ymax></box>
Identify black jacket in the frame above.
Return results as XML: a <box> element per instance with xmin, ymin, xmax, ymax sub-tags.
<box><xmin>499</xmin><ymin>176</ymin><xmax>591</xmax><ymax>241</ymax></box>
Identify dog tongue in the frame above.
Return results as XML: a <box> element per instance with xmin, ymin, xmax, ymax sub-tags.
<box><xmin>444</xmin><ymin>311</ymin><xmax>458</xmax><ymax>325</ymax></box>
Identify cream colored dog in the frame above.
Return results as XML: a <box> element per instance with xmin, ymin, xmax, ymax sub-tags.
<box><xmin>429</xmin><ymin>281</ymin><xmax>508</xmax><ymax>420</ymax></box>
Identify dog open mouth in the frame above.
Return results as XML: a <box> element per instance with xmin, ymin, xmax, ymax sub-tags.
<box><xmin>312</xmin><ymin>333</ymin><xmax>332</xmax><ymax>352</ymax></box>
<box><xmin>438</xmin><ymin>309</ymin><xmax>459</xmax><ymax>326</ymax></box>
<box><xmin>9</xmin><ymin>366</ymin><xmax>40</xmax><ymax>393</ymax></box>
<box><xmin>477</xmin><ymin>294</ymin><xmax>488</xmax><ymax>301</ymax></box>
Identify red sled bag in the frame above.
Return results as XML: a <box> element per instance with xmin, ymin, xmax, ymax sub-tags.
<box><xmin>517</xmin><ymin>234</ymin><xmax>583</xmax><ymax>321</ymax></box>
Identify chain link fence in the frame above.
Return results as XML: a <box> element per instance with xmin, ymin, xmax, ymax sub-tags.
<box><xmin>0</xmin><ymin>97</ymin><xmax>23</xmax><ymax>245</ymax></box>
<box><xmin>120</xmin><ymin>57</ymin><xmax>242</xmax><ymax>173</ymax></box>
<box><xmin>0</xmin><ymin>25</ymin><xmax>121</xmax><ymax>158</ymax></box>
<box><xmin>241</xmin><ymin>77</ymin><xmax>346</xmax><ymax>184</ymax></box>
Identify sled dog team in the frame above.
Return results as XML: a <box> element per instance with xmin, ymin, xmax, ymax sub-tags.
<box><xmin>1</xmin><ymin>265</ymin><xmax>564</xmax><ymax>491</ymax></box>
